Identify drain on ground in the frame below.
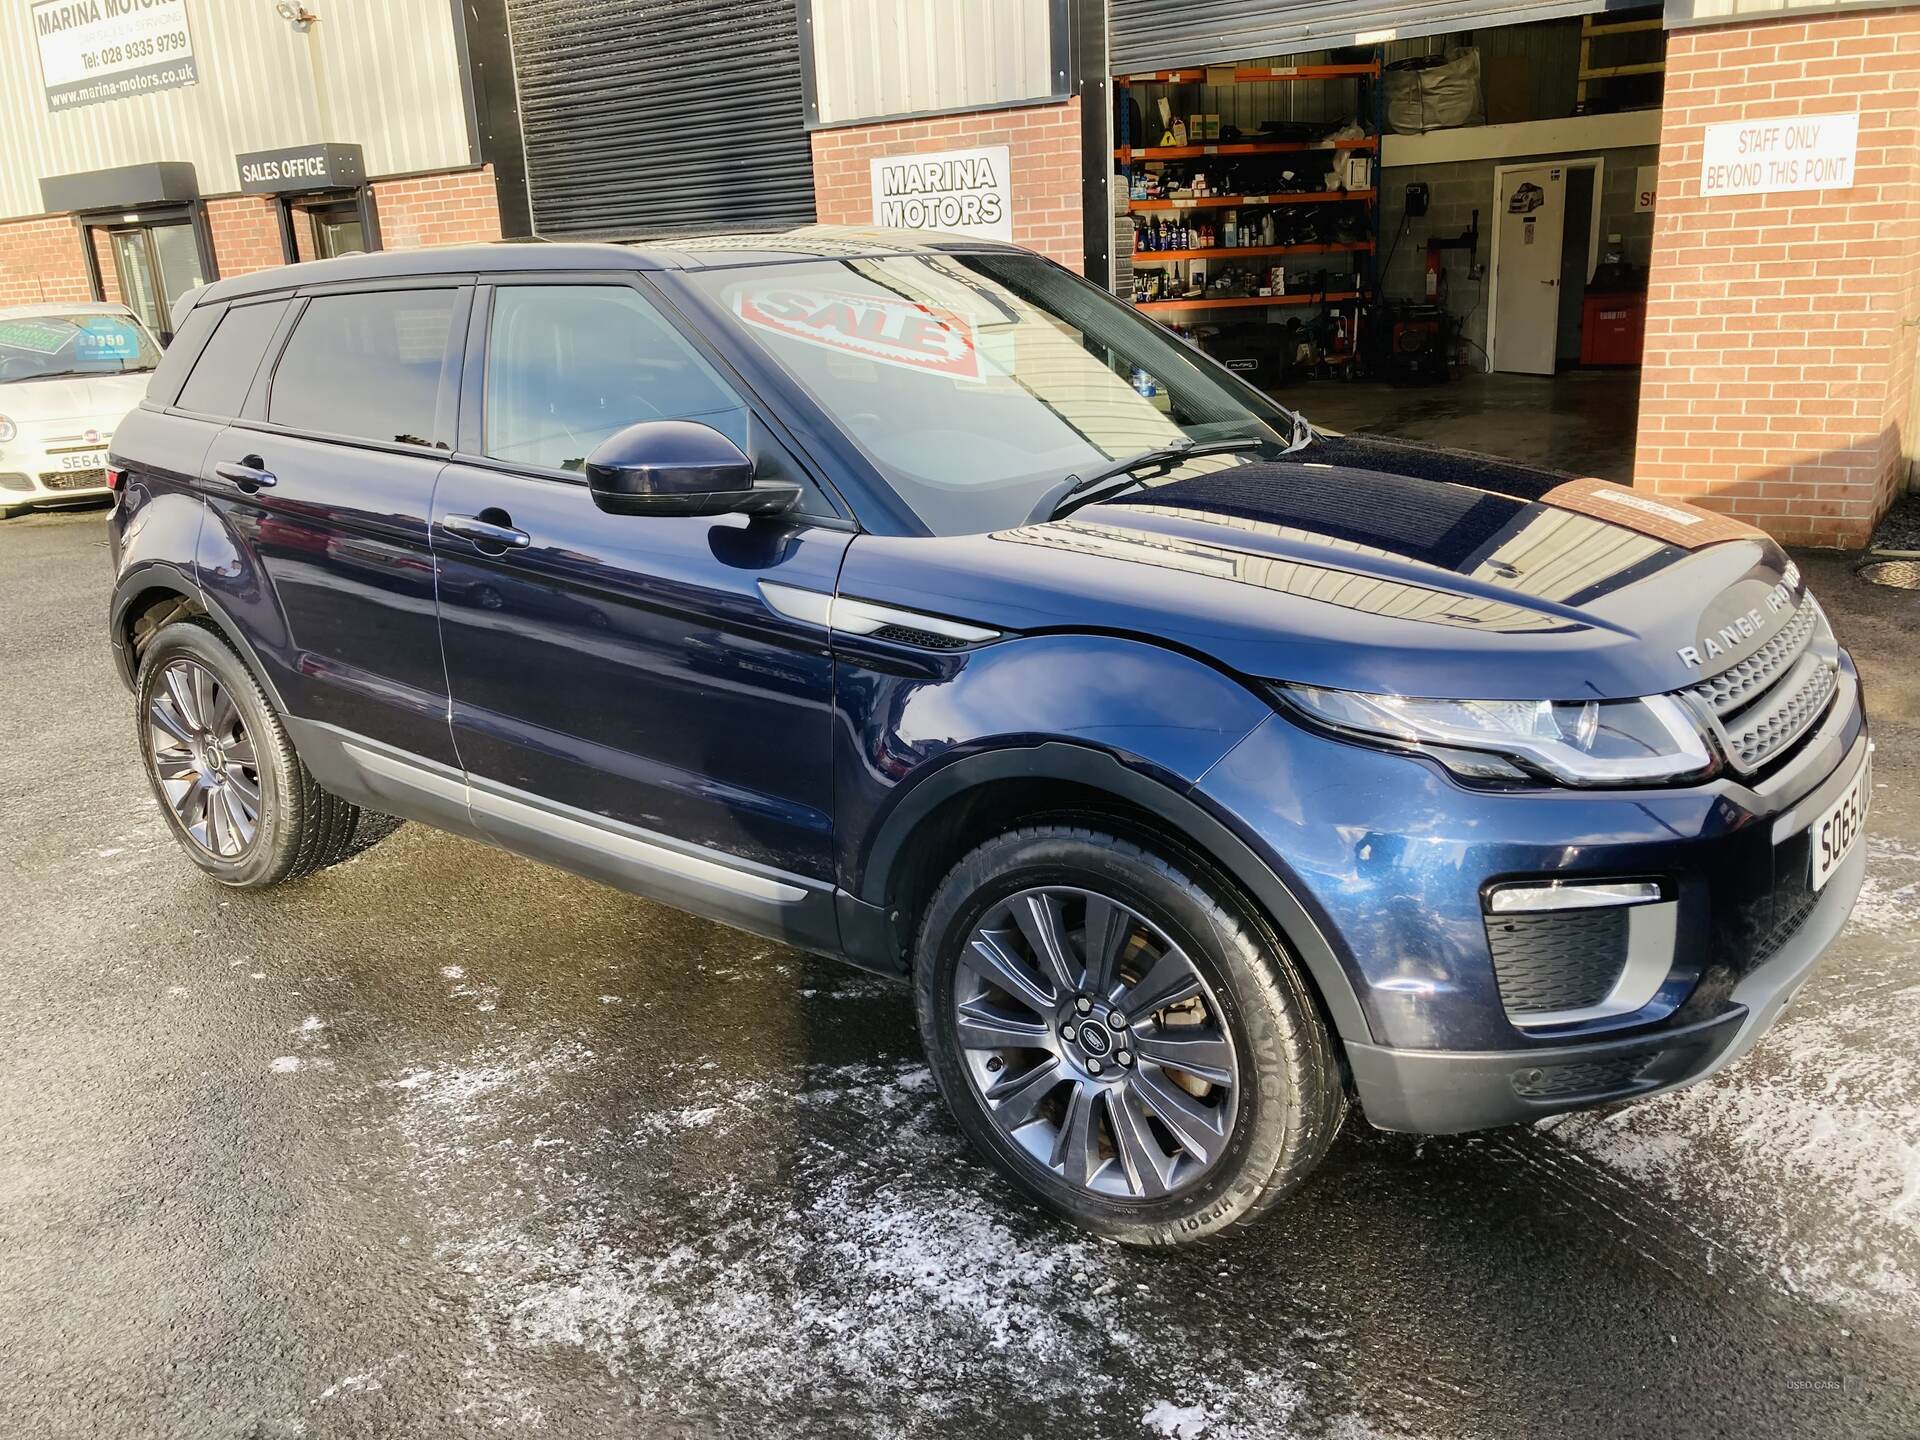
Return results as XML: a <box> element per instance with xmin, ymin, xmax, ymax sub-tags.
<box><xmin>1858</xmin><ymin>559</ymin><xmax>1920</xmax><ymax>590</ymax></box>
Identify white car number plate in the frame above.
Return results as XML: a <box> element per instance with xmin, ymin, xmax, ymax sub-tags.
<box><xmin>1809</xmin><ymin>752</ymin><xmax>1869</xmax><ymax>891</ymax></box>
<box><xmin>58</xmin><ymin>449</ymin><xmax>107</xmax><ymax>472</ymax></box>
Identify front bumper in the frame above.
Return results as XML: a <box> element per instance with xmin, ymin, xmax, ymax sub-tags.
<box><xmin>1344</xmin><ymin>831</ymin><xmax>1863</xmax><ymax>1131</ymax></box>
<box><xmin>1195</xmin><ymin>651</ymin><xmax>1869</xmax><ymax>1133</ymax></box>
<box><xmin>0</xmin><ymin>428</ymin><xmax>114</xmax><ymax>505</ymax></box>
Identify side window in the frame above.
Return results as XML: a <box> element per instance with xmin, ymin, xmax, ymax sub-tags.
<box><xmin>483</xmin><ymin>284</ymin><xmax>750</xmax><ymax>473</ymax></box>
<box><xmin>174</xmin><ymin>301</ymin><xmax>288</xmax><ymax>417</ymax></box>
<box><xmin>269</xmin><ymin>289</ymin><xmax>457</xmax><ymax>446</ymax></box>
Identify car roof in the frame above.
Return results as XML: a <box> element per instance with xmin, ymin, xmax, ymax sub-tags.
<box><xmin>0</xmin><ymin>300</ymin><xmax>139</xmax><ymax>321</ymax></box>
<box><xmin>186</xmin><ymin>226</ymin><xmax>1030</xmax><ymax>308</ymax></box>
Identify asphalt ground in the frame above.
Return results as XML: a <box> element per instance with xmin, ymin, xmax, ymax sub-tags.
<box><xmin>2</xmin><ymin>504</ymin><xmax>1916</xmax><ymax>1440</ymax></box>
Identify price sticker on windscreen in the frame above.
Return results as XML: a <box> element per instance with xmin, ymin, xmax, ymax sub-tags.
<box><xmin>732</xmin><ymin>288</ymin><xmax>983</xmax><ymax>382</ymax></box>
<box><xmin>73</xmin><ymin>317</ymin><xmax>142</xmax><ymax>363</ymax></box>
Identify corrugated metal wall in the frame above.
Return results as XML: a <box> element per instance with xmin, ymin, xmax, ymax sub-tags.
<box><xmin>506</xmin><ymin>0</ymin><xmax>815</xmax><ymax>236</ymax></box>
<box><xmin>1111</xmin><ymin>0</ymin><xmax>1621</xmax><ymax>72</ymax></box>
<box><xmin>809</xmin><ymin>0</ymin><xmax>1059</xmax><ymax>127</ymax></box>
<box><xmin>0</xmin><ymin>0</ymin><xmax>472</xmax><ymax>220</ymax></box>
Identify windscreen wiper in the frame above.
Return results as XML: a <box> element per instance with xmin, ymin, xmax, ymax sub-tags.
<box><xmin>1033</xmin><ymin>436</ymin><xmax>1264</xmax><ymax>523</ymax></box>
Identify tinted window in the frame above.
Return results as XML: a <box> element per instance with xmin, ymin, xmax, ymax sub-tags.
<box><xmin>270</xmin><ymin>289</ymin><xmax>457</xmax><ymax>446</ymax></box>
<box><xmin>484</xmin><ymin>285</ymin><xmax>748</xmax><ymax>472</ymax></box>
<box><xmin>146</xmin><ymin>303</ymin><xmax>220</xmax><ymax>407</ymax></box>
<box><xmin>175</xmin><ymin>301</ymin><xmax>289</xmax><ymax>417</ymax></box>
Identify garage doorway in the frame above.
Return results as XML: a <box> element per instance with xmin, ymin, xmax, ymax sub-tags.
<box><xmin>1488</xmin><ymin>157</ymin><xmax>1603</xmax><ymax>374</ymax></box>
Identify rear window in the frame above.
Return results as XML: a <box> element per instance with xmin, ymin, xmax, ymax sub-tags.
<box><xmin>268</xmin><ymin>289</ymin><xmax>457</xmax><ymax>447</ymax></box>
<box><xmin>175</xmin><ymin>301</ymin><xmax>288</xmax><ymax>417</ymax></box>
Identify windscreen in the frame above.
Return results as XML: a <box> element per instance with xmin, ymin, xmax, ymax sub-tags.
<box><xmin>691</xmin><ymin>252</ymin><xmax>1292</xmax><ymax>534</ymax></box>
<box><xmin>0</xmin><ymin>312</ymin><xmax>161</xmax><ymax>383</ymax></box>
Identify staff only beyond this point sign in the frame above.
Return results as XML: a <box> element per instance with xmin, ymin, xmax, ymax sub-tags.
<box><xmin>871</xmin><ymin>145</ymin><xmax>1014</xmax><ymax>242</ymax></box>
<box><xmin>1700</xmin><ymin>113</ymin><xmax>1858</xmax><ymax>198</ymax></box>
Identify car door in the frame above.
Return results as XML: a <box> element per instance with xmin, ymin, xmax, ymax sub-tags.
<box><xmin>432</xmin><ymin>276</ymin><xmax>853</xmax><ymax>909</ymax></box>
<box><xmin>197</xmin><ymin>281</ymin><xmax>468</xmax><ymax>771</ymax></box>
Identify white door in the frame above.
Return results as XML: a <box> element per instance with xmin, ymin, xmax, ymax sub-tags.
<box><xmin>1491</xmin><ymin>164</ymin><xmax>1567</xmax><ymax>375</ymax></box>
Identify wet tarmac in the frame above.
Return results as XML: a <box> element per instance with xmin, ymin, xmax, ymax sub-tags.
<box><xmin>2</xmin><ymin>506</ymin><xmax>1915</xmax><ymax>1440</ymax></box>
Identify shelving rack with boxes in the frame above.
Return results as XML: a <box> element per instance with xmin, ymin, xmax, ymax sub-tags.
<box><xmin>1115</xmin><ymin>57</ymin><xmax>1383</xmax><ymax>372</ymax></box>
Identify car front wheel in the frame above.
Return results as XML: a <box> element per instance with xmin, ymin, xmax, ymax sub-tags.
<box><xmin>914</xmin><ymin>825</ymin><xmax>1345</xmax><ymax>1246</ymax></box>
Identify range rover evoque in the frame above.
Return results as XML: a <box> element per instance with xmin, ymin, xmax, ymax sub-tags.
<box><xmin>105</xmin><ymin>230</ymin><xmax>1869</xmax><ymax>1247</ymax></box>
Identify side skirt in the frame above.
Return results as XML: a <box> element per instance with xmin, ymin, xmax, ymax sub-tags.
<box><xmin>285</xmin><ymin>718</ymin><xmax>847</xmax><ymax>956</ymax></box>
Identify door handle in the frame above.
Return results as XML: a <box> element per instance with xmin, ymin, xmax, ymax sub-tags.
<box><xmin>444</xmin><ymin>513</ymin><xmax>531</xmax><ymax>551</ymax></box>
<box><xmin>214</xmin><ymin>457</ymin><xmax>277</xmax><ymax>491</ymax></box>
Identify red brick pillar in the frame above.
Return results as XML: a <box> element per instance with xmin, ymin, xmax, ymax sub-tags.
<box><xmin>810</xmin><ymin>98</ymin><xmax>1085</xmax><ymax>272</ymax></box>
<box><xmin>1634</xmin><ymin>12</ymin><xmax>1920</xmax><ymax>548</ymax></box>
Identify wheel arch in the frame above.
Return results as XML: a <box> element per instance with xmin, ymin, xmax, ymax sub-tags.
<box><xmin>111</xmin><ymin>568</ymin><xmax>291</xmax><ymax>717</ymax></box>
<box><xmin>852</xmin><ymin>742</ymin><xmax>1371</xmax><ymax>1045</ymax></box>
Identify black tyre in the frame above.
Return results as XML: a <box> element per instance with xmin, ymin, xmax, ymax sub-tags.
<box><xmin>134</xmin><ymin>620</ymin><xmax>400</xmax><ymax>887</ymax></box>
<box><xmin>914</xmin><ymin>826</ymin><xmax>1345</xmax><ymax>1246</ymax></box>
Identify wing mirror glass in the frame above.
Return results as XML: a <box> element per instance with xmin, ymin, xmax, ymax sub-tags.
<box><xmin>584</xmin><ymin>420</ymin><xmax>799</xmax><ymax>518</ymax></box>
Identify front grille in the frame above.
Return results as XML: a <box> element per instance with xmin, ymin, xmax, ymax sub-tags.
<box><xmin>1513</xmin><ymin>1055</ymin><xmax>1648</xmax><ymax>1098</ymax></box>
<box><xmin>1685</xmin><ymin>599</ymin><xmax>1837</xmax><ymax>774</ymax></box>
<box><xmin>1756</xmin><ymin>887</ymin><xmax>1821</xmax><ymax>964</ymax></box>
<box><xmin>1688</xmin><ymin>599</ymin><xmax>1819</xmax><ymax>716</ymax></box>
<box><xmin>1719</xmin><ymin>655</ymin><xmax>1838</xmax><ymax>772</ymax></box>
<box><xmin>1487</xmin><ymin>908</ymin><xmax>1629</xmax><ymax>1015</ymax></box>
<box><xmin>40</xmin><ymin>468</ymin><xmax>107</xmax><ymax>492</ymax></box>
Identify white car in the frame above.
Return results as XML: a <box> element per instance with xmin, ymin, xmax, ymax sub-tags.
<box><xmin>0</xmin><ymin>302</ymin><xmax>161</xmax><ymax>518</ymax></box>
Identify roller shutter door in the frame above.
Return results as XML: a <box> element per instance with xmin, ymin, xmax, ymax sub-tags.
<box><xmin>506</xmin><ymin>0</ymin><xmax>815</xmax><ymax>237</ymax></box>
<box><xmin>1111</xmin><ymin>0</ymin><xmax>1622</xmax><ymax>72</ymax></box>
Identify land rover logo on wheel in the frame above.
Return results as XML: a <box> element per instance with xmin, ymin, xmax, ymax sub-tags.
<box><xmin>1077</xmin><ymin>1020</ymin><xmax>1112</xmax><ymax>1056</ymax></box>
<box><xmin>1677</xmin><ymin>583</ymin><xmax>1796</xmax><ymax>668</ymax></box>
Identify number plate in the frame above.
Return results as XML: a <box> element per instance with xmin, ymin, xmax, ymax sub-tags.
<box><xmin>1809</xmin><ymin>752</ymin><xmax>1870</xmax><ymax>891</ymax></box>
<box><xmin>58</xmin><ymin>449</ymin><xmax>107</xmax><ymax>472</ymax></box>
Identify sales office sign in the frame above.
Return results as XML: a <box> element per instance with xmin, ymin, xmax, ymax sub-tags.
<box><xmin>871</xmin><ymin>145</ymin><xmax>1014</xmax><ymax>242</ymax></box>
<box><xmin>33</xmin><ymin>0</ymin><xmax>198</xmax><ymax>112</ymax></box>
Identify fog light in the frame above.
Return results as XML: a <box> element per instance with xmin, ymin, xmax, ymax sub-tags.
<box><xmin>1485</xmin><ymin>880</ymin><xmax>1663</xmax><ymax>914</ymax></box>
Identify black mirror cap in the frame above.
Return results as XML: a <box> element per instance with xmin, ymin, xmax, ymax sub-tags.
<box><xmin>584</xmin><ymin>419</ymin><xmax>798</xmax><ymax>518</ymax></box>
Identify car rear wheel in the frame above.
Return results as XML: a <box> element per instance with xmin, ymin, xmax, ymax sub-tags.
<box><xmin>914</xmin><ymin>825</ymin><xmax>1345</xmax><ymax>1246</ymax></box>
<box><xmin>135</xmin><ymin>620</ymin><xmax>399</xmax><ymax>887</ymax></box>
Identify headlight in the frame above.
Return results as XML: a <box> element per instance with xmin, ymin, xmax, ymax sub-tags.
<box><xmin>0</xmin><ymin>416</ymin><xmax>15</xmax><ymax>444</ymax></box>
<box><xmin>1276</xmin><ymin>685</ymin><xmax>1714</xmax><ymax>786</ymax></box>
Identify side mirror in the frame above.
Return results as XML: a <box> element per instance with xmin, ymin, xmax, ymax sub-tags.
<box><xmin>584</xmin><ymin>420</ymin><xmax>799</xmax><ymax>518</ymax></box>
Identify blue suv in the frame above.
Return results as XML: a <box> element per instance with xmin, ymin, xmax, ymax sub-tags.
<box><xmin>106</xmin><ymin>230</ymin><xmax>1870</xmax><ymax>1246</ymax></box>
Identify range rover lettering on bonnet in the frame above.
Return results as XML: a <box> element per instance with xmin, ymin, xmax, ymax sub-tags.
<box><xmin>1677</xmin><ymin>581</ymin><xmax>1796</xmax><ymax>669</ymax></box>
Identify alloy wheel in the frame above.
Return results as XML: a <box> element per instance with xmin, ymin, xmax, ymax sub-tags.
<box><xmin>147</xmin><ymin>659</ymin><xmax>263</xmax><ymax>861</ymax></box>
<box><xmin>953</xmin><ymin>886</ymin><xmax>1240</xmax><ymax>1201</ymax></box>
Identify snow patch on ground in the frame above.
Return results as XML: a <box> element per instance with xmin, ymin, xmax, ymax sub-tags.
<box><xmin>388</xmin><ymin>1037</ymin><xmax>1326</xmax><ymax>1436</ymax></box>
<box><xmin>1545</xmin><ymin>979</ymin><xmax>1920</xmax><ymax>1323</ymax></box>
<box><xmin>1144</xmin><ymin>1399</ymin><xmax>1211</xmax><ymax>1437</ymax></box>
<box><xmin>1848</xmin><ymin>837</ymin><xmax>1920</xmax><ymax>936</ymax></box>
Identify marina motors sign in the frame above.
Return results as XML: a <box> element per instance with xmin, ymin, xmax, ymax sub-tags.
<box><xmin>33</xmin><ymin>0</ymin><xmax>197</xmax><ymax>111</ymax></box>
<box><xmin>870</xmin><ymin>145</ymin><xmax>1014</xmax><ymax>242</ymax></box>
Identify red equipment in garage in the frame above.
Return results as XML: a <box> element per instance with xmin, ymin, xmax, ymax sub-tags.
<box><xmin>1580</xmin><ymin>291</ymin><xmax>1647</xmax><ymax>366</ymax></box>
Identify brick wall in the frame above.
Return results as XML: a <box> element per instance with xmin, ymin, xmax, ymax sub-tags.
<box><xmin>1635</xmin><ymin>11</ymin><xmax>1920</xmax><ymax>547</ymax></box>
<box><xmin>206</xmin><ymin>195</ymin><xmax>285</xmax><ymax>278</ymax></box>
<box><xmin>0</xmin><ymin>163</ymin><xmax>502</xmax><ymax>320</ymax></box>
<box><xmin>811</xmin><ymin>99</ymin><xmax>1084</xmax><ymax>270</ymax></box>
<box><xmin>0</xmin><ymin>215</ymin><xmax>94</xmax><ymax>307</ymax></box>
<box><xmin>371</xmin><ymin>166</ymin><xmax>503</xmax><ymax>250</ymax></box>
